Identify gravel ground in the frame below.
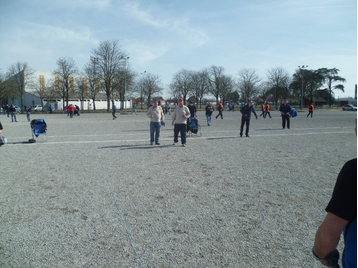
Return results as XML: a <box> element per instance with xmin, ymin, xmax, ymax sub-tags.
<box><xmin>0</xmin><ymin>109</ymin><xmax>356</xmax><ymax>268</ymax></box>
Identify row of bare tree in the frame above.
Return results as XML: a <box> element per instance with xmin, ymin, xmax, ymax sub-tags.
<box><xmin>0</xmin><ymin>39</ymin><xmax>346</xmax><ymax>111</ymax></box>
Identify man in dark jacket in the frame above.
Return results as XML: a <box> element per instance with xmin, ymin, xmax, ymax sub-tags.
<box><xmin>205</xmin><ymin>102</ymin><xmax>214</xmax><ymax>126</ymax></box>
<box><xmin>240</xmin><ymin>101</ymin><xmax>257</xmax><ymax>137</ymax></box>
<box><xmin>279</xmin><ymin>99</ymin><xmax>292</xmax><ymax>129</ymax></box>
<box><xmin>8</xmin><ymin>104</ymin><xmax>17</xmax><ymax>122</ymax></box>
<box><xmin>188</xmin><ymin>101</ymin><xmax>197</xmax><ymax>118</ymax></box>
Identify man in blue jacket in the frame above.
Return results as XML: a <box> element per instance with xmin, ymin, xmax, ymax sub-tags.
<box><xmin>240</xmin><ymin>100</ymin><xmax>258</xmax><ymax>137</ymax></box>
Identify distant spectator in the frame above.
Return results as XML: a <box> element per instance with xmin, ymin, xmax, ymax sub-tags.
<box><xmin>112</xmin><ymin>101</ymin><xmax>117</xmax><ymax>120</ymax></box>
<box><xmin>131</xmin><ymin>103</ymin><xmax>137</xmax><ymax>115</ymax></box>
<box><xmin>307</xmin><ymin>103</ymin><xmax>314</xmax><ymax>118</ymax></box>
<box><xmin>8</xmin><ymin>104</ymin><xmax>17</xmax><ymax>122</ymax></box>
<box><xmin>68</xmin><ymin>104</ymin><xmax>75</xmax><ymax>118</ymax></box>
<box><xmin>26</xmin><ymin>106</ymin><xmax>32</xmax><ymax>122</ymax></box>
<box><xmin>215</xmin><ymin>101</ymin><xmax>223</xmax><ymax>119</ymax></box>
<box><xmin>205</xmin><ymin>102</ymin><xmax>214</xmax><ymax>126</ymax></box>
<box><xmin>279</xmin><ymin>99</ymin><xmax>292</xmax><ymax>129</ymax></box>
<box><xmin>188</xmin><ymin>101</ymin><xmax>197</xmax><ymax>118</ymax></box>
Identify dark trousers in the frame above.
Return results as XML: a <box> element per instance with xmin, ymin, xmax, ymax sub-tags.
<box><xmin>215</xmin><ymin>110</ymin><xmax>223</xmax><ymax>119</ymax></box>
<box><xmin>174</xmin><ymin>124</ymin><xmax>187</xmax><ymax>145</ymax></box>
<box><xmin>282</xmin><ymin>114</ymin><xmax>290</xmax><ymax>129</ymax></box>
<box><xmin>307</xmin><ymin>111</ymin><xmax>313</xmax><ymax>118</ymax></box>
<box><xmin>240</xmin><ymin>118</ymin><xmax>250</xmax><ymax>135</ymax></box>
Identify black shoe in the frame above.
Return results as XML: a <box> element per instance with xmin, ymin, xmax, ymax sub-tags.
<box><xmin>155</xmin><ymin>143</ymin><xmax>160</xmax><ymax>145</ymax></box>
<box><xmin>240</xmin><ymin>133</ymin><xmax>243</xmax><ymax>137</ymax></box>
<box><xmin>246</xmin><ymin>134</ymin><xmax>249</xmax><ymax>137</ymax></box>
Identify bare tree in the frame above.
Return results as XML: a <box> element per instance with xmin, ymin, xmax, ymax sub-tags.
<box><xmin>74</xmin><ymin>75</ymin><xmax>89</xmax><ymax>110</ymax></box>
<box><xmin>92</xmin><ymin>40</ymin><xmax>126</xmax><ymax>111</ymax></box>
<box><xmin>141</xmin><ymin>73</ymin><xmax>162</xmax><ymax>108</ymax></box>
<box><xmin>54</xmin><ymin>57</ymin><xmax>77</xmax><ymax>109</ymax></box>
<box><xmin>169</xmin><ymin>69</ymin><xmax>194</xmax><ymax>104</ymax></box>
<box><xmin>237</xmin><ymin>68</ymin><xmax>261</xmax><ymax>103</ymax></box>
<box><xmin>113</xmin><ymin>67</ymin><xmax>136</xmax><ymax>111</ymax></box>
<box><xmin>7</xmin><ymin>62</ymin><xmax>35</xmax><ymax>110</ymax></box>
<box><xmin>265</xmin><ymin>67</ymin><xmax>290</xmax><ymax>109</ymax></box>
<box><xmin>191</xmin><ymin>70</ymin><xmax>210</xmax><ymax>108</ymax></box>
<box><xmin>206</xmin><ymin>65</ymin><xmax>226</xmax><ymax>103</ymax></box>
<box><xmin>33</xmin><ymin>76</ymin><xmax>56</xmax><ymax>108</ymax></box>
<box><xmin>218</xmin><ymin>74</ymin><xmax>235</xmax><ymax>104</ymax></box>
<box><xmin>84</xmin><ymin>57</ymin><xmax>101</xmax><ymax>110</ymax></box>
<box><xmin>317</xmin><ymin>68</ymin><xmax>346</xmax><ymax>107</ymax></box>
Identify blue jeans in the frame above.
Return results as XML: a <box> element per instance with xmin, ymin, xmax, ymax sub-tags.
<box><xmin>11</xmin><ymin>112</ymin><xmax>17</xmax><ymax>122</ymax></box>
<box><xmin>206</xmin><ymin>115</ymin><xmax>212</xmax><ymax>126</ymax></box>
<box><xmin>27</xmin><ymin>112</ymin><xmax>31</xmax><ymax>122</ymax></box>
<box><xmin>150</xmin><ymin>122</ymin><xmax>161</xmax><ymax>143</ymax></box>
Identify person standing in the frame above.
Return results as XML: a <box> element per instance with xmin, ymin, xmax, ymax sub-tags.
<box><xmin>307</xmin><ymin>102</ymin><xmax>314</xmax><ymax>118</ymax></box>
<box><xmin>147</xmin><ymin>100</ymin><xmax>165</xmax><ymax>145</ymax></box>
<box><xmin>167</xmin><ymin>103</ymin><xmax>171</xmax><ymax>115</ymax></box>
<box><xmin>265</xmin><ymin>103</ymin><xmax>272</xmax><ymax>118</ymax></box>
<box><xmin>131</xmin><ymin>103</ymin><xmax>137</xmax><ymax>115</ymax></box>
<box><xmin>26</xmin><ymin>106</ymin><xmax>32</xmax><ymax>122</ymax></box>
<box><xmin>8</xmin><ymin>104</ymin><xmax>17</xmax><ymax>122</ymax></box>
<box><xmin>313</xmin><ymin>119</ymin><xmax>357</xmax><ymax>268</ymax></box>
<box><xmin>280</xmin><ymin>99</ymin><xmax>291</xmax><ymax>129</ymax></box>
<box><xmin>172</xmin><ymin>98</ymin><xmax>190</xmax><ymax>147</ymax></box>
<box><xmin>205</xmin><ymin>102</ymin><xmax>214</xmax><ymax>126</ymax></box>
<box><xmin>48</xmin><ymin>104</ymin><xmax>53</xmax><ymax>114</ymax></box>
<box><xmin>215</xmin><ymin>101</ymin><xmax>224</xmax><ymax>119</ymax></box>
<box><xmin>68</xmin><ymin>104</ymin><xmax>75</xmax><ymax>118</ymax></box>
<box><xmin>240</xmin><ymin>100</ymin><xmax>258</xmax><ymax>137</ymax></box>
<box><xmin>188</xmin><ymin>101</ymin><xmax>197</xmax><ymax>118</ymax></box>
<box><xmin>75</xmin><ymin>105</ymin><xmax>80</xmax><ymax>116</ymax></box>
<box><xmin>112</xmin><ymin>101</ymin><xmax>117</xmax><ymax>120</ymax></box>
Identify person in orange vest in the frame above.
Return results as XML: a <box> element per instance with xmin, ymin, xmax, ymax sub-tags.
<box><xmin>215</xmin><ymin>101</ymin><xmax>224</xmax><ymax>119</ymax></box>
<box><xmin>265</xmin><ymin>103</ymin><xmax>272</xmax><ymax>118</ymax></box>
<box><xmin>307</xmin><ymin>102</ymin><xmax>314</xmax><ymax>118</ymax></box>
<box><xmin>260</xmin><ymin>103</ymin><xmax>266</xmax><ymax>117</ymax></box>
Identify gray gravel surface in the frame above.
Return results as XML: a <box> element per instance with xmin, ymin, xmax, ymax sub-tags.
<box><xmin>0</xmin><ymin>109</ymin><xmax>356</xmax><ymax>268</ymax></box>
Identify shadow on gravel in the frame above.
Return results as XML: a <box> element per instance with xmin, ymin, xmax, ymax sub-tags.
<box><xmin>254</xmin><ymin>128</ymin><xmax>283</xmax><ymax>131</ymax></box>
<box><xmin>206</xmin><ymin>136</ymin><xmax>238</xmax><ymax>140</ymax></box>
<box><xmin>10</xmin><ymin>141</ymin><xmax>38</xmax><ymax>145</ymax></box>
<box><xmin>98</xmin><ymin>144</ymin><xmax>173</xmax><ymax>150</ymax></box>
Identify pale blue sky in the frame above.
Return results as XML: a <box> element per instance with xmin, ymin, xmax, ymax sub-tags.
<box><xmin>0</xmin><ymin>0</ymin><xmax>356</xmax><ymax>98</ymax></box>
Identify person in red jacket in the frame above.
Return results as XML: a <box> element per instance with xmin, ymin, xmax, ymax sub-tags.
<box><xmin>68</xmin><ymin>104</ymin><xmax>75</xmax><ymax>118</ymax></box>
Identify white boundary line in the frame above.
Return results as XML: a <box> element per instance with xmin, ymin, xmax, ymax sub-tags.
<box><xmin>6</xmin><ymin>130</ymin><xmax>353</xmax><ymax>145</ymax></box>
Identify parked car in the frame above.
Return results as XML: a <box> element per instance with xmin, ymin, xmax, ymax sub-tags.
<box><xmin>33</xmin><ymin>105</ymin><xmax>43</xmax><ymax>111</ymax></box>
<box><xmin>342</xmin><ymin>104</ymin><xmax>357</xmax><ymax>111</ymax></box>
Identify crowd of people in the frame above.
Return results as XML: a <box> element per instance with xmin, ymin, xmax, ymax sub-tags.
<box><xmin>141</xmin><ymin>98</ymin><xmax>314</xmax><ymax>147</ymax></box>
